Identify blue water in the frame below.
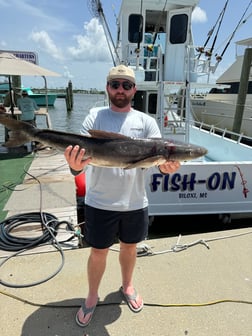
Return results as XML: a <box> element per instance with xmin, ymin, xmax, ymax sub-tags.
<box><xmin>47</xmin><ymin>93</ymin><xmax>106</xmax><ymax>132</ymax></box>
<box><xmin>0</xmin><ymin>93</ymin><xmax>106</xmax><ymax>142</ymax></box>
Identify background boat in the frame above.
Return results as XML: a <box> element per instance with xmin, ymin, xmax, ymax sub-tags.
<box><xmin>0</xmin><ymin>82</ymin><xmax>57</xmax><ymax>106</ymax></box>
<box><xmin>191</xmin><ymin>38</ymin><xmax>252</xmax><ymax>137</ymax></box>
<box><xmin>21</xmin><ymin>87</ymin><xmax>57</xmax><ymax>106</ymax></box>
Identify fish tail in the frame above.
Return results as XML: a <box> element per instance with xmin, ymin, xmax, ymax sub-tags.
<box><xmin>4</xmin><ymin>131</ymin><xmax>31</xmax><ymax>147</ymax></box>
<box><xmin>0</xmin><ymin>115</ymin><xmax>34</xmax><ymax>147</ymax></box>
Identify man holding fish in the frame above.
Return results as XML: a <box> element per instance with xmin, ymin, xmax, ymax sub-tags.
<box><xmin>64</xmin><ymin>65</ymin><xmax>181</xmax><ymax>327</ymax></box>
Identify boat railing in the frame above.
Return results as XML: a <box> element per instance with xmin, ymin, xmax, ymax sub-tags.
<box><xmin>162</xmin><ymin>116</ymin><xmax>252</xmax><ymax>145</ymax></box>
<box><xmin>192</xmin><ymin>119</ymin><xmax>252</xmax><ymax>145</ymax></box>
<box><xmin>125</xmin><ymin>43</ymin><xmax>162</xmax><ymax>82</ymax></box>
<box><xmin>189</xmin><ymin>44</ymin><xmax>221</xmax><ymax>76</ymax></box>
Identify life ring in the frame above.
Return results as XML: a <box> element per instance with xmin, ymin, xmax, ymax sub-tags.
<box><xmin>74</xmin><ymin>172</ymin><xmax>86</xmax><ymax>197</ymax></box>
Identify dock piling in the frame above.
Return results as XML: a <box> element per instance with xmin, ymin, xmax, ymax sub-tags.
<box><xmin>65</xmin><ymin>80</ymin><xmax>73</xmax><ymax>111</ymax></box>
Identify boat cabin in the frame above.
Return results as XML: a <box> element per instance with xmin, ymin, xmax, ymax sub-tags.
<box><xmin>91</xmin><ymin>0</ymin><xmax>252</xmax><ymax>219</ymax></box>
<box><xmin>114</xmin><ymin>0</ymin><xmax>201</xmax><ymax>140</ymax></box>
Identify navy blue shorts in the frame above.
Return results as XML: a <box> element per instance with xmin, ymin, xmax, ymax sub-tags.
<box><xmin>84</xmin><ymin>205</ymin><xmax>149</xmax><ymax>249</ymax></box>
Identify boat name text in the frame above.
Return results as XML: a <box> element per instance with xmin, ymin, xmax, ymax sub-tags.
<box><xmin>150</xmin><ymin>171</ymin><xmax>236</xmax><ymax>192</ymax></box>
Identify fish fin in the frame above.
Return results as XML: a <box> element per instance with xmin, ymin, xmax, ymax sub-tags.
<box><xmin>88</xmin><ymin>129</ymin><xmax>130</xmax><ymax>139</ymax></box>
<box><xmin>124</xmin><ymin>157</ymin><xmax>166</xmax><ymax>169</ymax></box>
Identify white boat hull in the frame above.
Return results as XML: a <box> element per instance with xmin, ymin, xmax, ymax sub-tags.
<box><xmin>145</xmin><ymin>123</ymin><xmax>252</xmax><ymax>216</ymax></box>
<box><xmin>146</xmin><ymin>160</ymin><xmax>251</xmax><ymax>216</ymax></box>
<box><xmin>191</xmin><ymin>93</ymin><xmax>252</xmax><ymax>137</ymax></box>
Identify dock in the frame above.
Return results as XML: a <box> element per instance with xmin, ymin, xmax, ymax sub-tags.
<box><xmin>4</xmin><ymin>107</ymin><xmax>52</xmax><ymax>128</ymax></box>
<box><xmin>0</xmin><ymin>148</ymin><xmax>252</xmax><ymax>336</ymax></box>
<box><xmin>0</xmin><ymin>147</ymin><xmax>79</xmax><ymax>258</ymax></box>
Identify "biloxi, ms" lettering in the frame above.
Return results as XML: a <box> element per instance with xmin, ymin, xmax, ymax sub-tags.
<box><xmin>150</xmin><ymin>171</ymin><xmax>236</xmax><ymax>192</ymax></box>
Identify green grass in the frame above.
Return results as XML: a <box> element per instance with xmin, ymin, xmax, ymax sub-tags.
<box><xmin>0</xmin><ymin>152</ymin><xmax>34</xmax><ymax>222</ymax></box>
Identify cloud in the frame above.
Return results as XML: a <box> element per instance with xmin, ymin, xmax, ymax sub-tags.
<box><xmin>68</xmin><ymin>18</ymin><xmax>111</xmax><ymax>62</ymax></box>
<box><xmin>63</xmin><ymin>66</ymin><xmax>74</xmax><ymax>79</ymax></box>
<box><xmin>192</xmin><ymin>6</ymin><xmax>207</xmax><ymax>23</ymax></box>
<box><xmin>30</xmin><ymin>30</ymin><xmax>64</xmax><ymax>61</ymax></box>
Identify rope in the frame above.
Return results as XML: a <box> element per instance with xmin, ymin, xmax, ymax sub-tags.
<box><xmin>0</xmin><ymin>289</ymin><xmax>251</xmax><ymax>309</ymax></box>
<box><xmin>109</xmin><ymin>229</ymin><xmax>252</xmax><ymax>256</ymax></box>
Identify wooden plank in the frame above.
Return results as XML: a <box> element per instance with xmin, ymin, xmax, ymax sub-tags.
<box><xmin>24</xmin><ymin>150</ymin><xmax>73</xmax><ymax>184</ymax></box>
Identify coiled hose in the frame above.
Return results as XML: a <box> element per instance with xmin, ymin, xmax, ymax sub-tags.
<box><xmin>0</xmin><ymin>212</ymin><xmax>64</xmax><ymax>251</ymax></box>
<box><xmin>0</xmin><ymin>212</ymin><xmax>76</xmax><ymax>288</ymax></box>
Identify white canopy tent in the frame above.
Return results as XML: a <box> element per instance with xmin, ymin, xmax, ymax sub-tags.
<box><xmin>0</xmin><ymin>52</ymin><xmax>60</xmax><ymax>113</ymax></box>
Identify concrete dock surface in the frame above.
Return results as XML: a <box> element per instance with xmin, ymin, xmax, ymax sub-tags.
<box><xmin>0</xmin><ymin>150</ymin><xmax>252</xmax><ymax>336</ymax></box>
<box><xmin>0</xmin><ymin>228</ymin><xmax>252</xmax><ymax>336</ymax></box>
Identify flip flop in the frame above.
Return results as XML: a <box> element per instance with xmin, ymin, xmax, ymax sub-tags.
<box><xmin>120</xmin><ymin>286</ymin><xmax>144</xmax><ymax>313</ymax></box>
<box><xmin>75</xmin><ymin>300</ymin><xmax>98</xmax><ymax>327</ymax></box>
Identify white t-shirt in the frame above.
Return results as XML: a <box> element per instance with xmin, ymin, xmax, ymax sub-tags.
<box><xmin>81</xmin><ymin>107</ymin><xmax>161</xmax><ymax>211</ymax></box>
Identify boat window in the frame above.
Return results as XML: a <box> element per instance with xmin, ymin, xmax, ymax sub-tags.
<box><xmin>209</xmin><ymin>88</ymin><xmax>228</xmax><ymax>94</ymax></box>
<box><xmin>230</xmin><ymin>83</ymin><xmax>239</xmax><ymax>94</ymax></box>
<box><xmin>170</xmin><ymin>14</ymin><xmax>188</xmax><ymax>44</ymax></box>
<box><xmin>133</xmin><ymin>91</ymin><xmax>146</xmax><ymax>112</ymax></box>
<box><xmin>148</xmin><ymin>93</ymin><xmax>157</xmax><ymax>114</ymax></box>
<box><xmin>132</xmin><ymin>91</ymin><xmax>157</xmax><ymax>115</ymax></box>
<box><xmin>248</xmin><ymin>82</ymin><xmax>252</xmax><ymax>94</ymax></box>
<box><xmin>210</xmin><ymin>82</ymin><xmax>252</xmax><ymax>94</ymax></box>
<box><xmin>128</xmin><ymin>14</ymin><xmax>143</xmax><ymax>43</ymax></box>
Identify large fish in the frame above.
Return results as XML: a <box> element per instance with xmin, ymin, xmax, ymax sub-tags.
<box><xmin>0</xmin><ymin>115</ymin><xmax>207</xmax><ymax>169</ymax></box>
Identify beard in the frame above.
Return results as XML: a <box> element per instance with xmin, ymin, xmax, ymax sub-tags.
<box><xmin>109</xmin><ymin>94</ymin><xmax>132</xmax><ymax>108</ymax></box>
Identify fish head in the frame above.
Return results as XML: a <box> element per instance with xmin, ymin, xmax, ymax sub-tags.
<box><xmin>163</xmin><ymin>140</ymin><xmax>208</xmax><ymax>161</ymax></box>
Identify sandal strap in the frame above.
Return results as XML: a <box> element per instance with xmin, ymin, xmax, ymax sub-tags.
<box><xmin>80</xmin><ymin>301</ymin><xmax>97</xmax><ymax>316</ymax></box>
<box><xmin>123</xmin><ymin>288</ymin><xmax>137</xmax><ymax>301</ymax></box>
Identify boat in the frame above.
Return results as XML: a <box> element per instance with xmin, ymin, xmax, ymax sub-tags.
<box><xmin>86</xmin><ymin>0</ymin><xmax>252</xmax><ymax>221</ymax></box>
<box><xmin>0</xmin><ymin>82</ymin><xmax>57</xmax><ymax>106</ymax></box>
<box><xmin>191</xmin><ymin>38</ymin><xmax>252</xmax><ymax>137</ymax></box>
<box><xmin>21</xmin><ymin>87</ymin><xmax>57</xmax><ymax>106</ymax></box>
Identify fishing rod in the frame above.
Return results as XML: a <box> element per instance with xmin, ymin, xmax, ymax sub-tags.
<box><xmin>134</xmin><ymin>0</ymin><xmax>144</xmax><ymax>69</ymax></box>
<box><xmin>196</xmin><ymin>0</ymin><xmax>229</xmax><ymax>59</ymax></box>
<box><xmin>152</xmin><ymin>0</ymin><xmax>168</xmax><ymax>46</ymax></box>
<box><xmin>219</xmin><ymin>0</ymin><xmax>252</xmax><ymax>59</ymax></box>
<box><xmin>206</xmin><ymin>1</ymin><xmax>228</xmax><ymax>54</ymax></box>
<box><xmin>208</xmin><ymin>0</ymin><xmax>229</xmax><ymax>56</ymax></box>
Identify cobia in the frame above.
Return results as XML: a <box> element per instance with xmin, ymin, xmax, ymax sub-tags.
<box><xmin>0</xmin><ymin>115</ymin><xmax>208</xmax><ymax>169</ymax></box>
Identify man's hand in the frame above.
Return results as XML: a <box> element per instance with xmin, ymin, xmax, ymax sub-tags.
<box><xmin>64</xmin><ymin>145</ymin><xmax>91</xmax><ymax>171</ymax></box>
<box><xmin>158</xmin><ymin>160</ymin><xmax>180</xmax><ymax>174</ymax></box>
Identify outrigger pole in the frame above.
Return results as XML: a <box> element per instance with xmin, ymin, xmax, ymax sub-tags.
<box><xmin>87</xmin><ymin>0</ymin><xmax>120</xmax><ymax>66</ymax></box>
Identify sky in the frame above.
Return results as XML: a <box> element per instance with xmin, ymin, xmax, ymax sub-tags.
<box><xmin>0</xmin><ymin>0</ymin><xmax>251</xmax><ymax>90</ymax></box>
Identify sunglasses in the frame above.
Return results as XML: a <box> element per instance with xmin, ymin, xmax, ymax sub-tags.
<box><xmin>108</xmin><ymin>80</ymin><xmax>135</xmax><ymax>90</ymax></box>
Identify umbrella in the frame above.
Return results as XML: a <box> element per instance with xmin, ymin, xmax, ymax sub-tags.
<box><xmin>0</xmin><ymin>52</ymin><xmax>60</xmax><ymax>113</ymax></box>
<box><xmin>0</xmin><ymin>52</ymin><xmax>60</xmax><ymax>77</ymax></box>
